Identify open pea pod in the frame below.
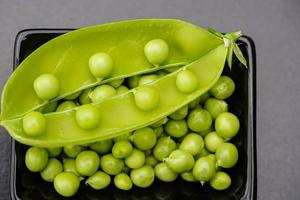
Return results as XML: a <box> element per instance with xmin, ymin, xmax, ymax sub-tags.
<box><xmin>1</xmin><ymin>45</ymin><xmax>227</xmax><ymax>147</ymax></box>
<box><xmin>0</xmin><ymin>19</ymin><xmax>223</xmax><ymax>120</ymax></box>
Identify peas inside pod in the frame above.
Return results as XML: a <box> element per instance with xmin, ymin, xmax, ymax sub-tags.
<box><xmin>0</xmin><ymin>19</ymin><xmax>248</xmax><ymax>197</ymax></box>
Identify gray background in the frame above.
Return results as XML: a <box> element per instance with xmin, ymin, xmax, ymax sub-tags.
<box><xmin>0</xmin><ymin>0</ymin><xmax>299</xmax><ymax>199</ymax></box>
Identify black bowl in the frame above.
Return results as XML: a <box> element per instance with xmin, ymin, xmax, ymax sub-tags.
<box><xmin>9</xmin><ymin>29</ymin><xmax>257</xmax><ymax>200</ymax></box>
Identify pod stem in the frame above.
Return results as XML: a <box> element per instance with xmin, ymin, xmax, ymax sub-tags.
<box><xmin>208</xmin><ymin>27</ymin><xmax>247</xmax><ymax>69</ymax></box>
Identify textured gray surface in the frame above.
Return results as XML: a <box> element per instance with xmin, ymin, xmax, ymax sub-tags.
<box><xmin>0</xmin><ymin>0</ymin><xmax>299</xmax><ymax>199</ymax></box>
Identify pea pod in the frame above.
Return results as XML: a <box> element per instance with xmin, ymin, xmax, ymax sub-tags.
<box><xmin>1</xmin><ymin>45</ymin><xmax>227</xmax><ymax>147</ymax></box>
<box><xmin>0</xmin><ymin>19</ymin><xmax>223</xmax><ymax>120</ymax></box>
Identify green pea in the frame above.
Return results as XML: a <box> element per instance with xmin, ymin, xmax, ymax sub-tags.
<box><xmin>79</xmin><ymin>88</ymin><xmax>92</xmax><ymax>105</ymax></box>
<box><xmin>153</xmin><ymin>136</ymin><xmax>176</xmax><ymax>161</ymax></box>
<box><xmin>40</xmin><ymin>101</ymin><xmax>58</xmax><ymax>113</ymax></box>
<box><xmin>113</xmin><ymin>133</ymin><xmax>131</xmax><ymax>142</ymax></box>
<box><xmin>204</xmin><ymin>131</ymin><xmax>224</xmax><ymax>152</ymax></box>
<box><xmin>89</xmin><ymin>140</ymin><xmax>113</xmax><ymax>154</ymax></box>
<box><xmin>125</xmin><ymin>149</ymin><xmax>145</xmax><ymax>169</ymax></box>
<box><xmin>188</xmin><ymin>97</ymin><xmax>201</xmax><ymax>109</ymax></box>
<box><xmin>210</xmin><ymin>76</ymin><xmax>235</xmax><ymax>99</ymax></box>
<box><xmin>138</xmin><ymin>74</ymin><xmax>159</xmax><ymax>86</ymax></box>
<box><xmin>80</xmin><ymin>142</ymin><xmax>93</xmax><ymax>147</ymax></box>
<box><xmin>153</xmin><ymin>126</ymin><xmax>164</xmax><ymax>138</ymax></box>
<box><xmin>89</xmin><ymin>52</ymin><xmax>113</xmax><ymax>78</ymax></box>
<box><xmin>100</xmin><ymin>154</ymin><xmax>124</xmax><ymax>175</ymax></box>
<box><xmin>86</xmin><ymin>171</ymin><xmax>111</xmax><ymax>190</ymax></box>
<box><xmin>145</xmin><ymin>155</ymin><xmax>159</xmax><ymax>167</ymax></box>
<box><xmin>180</xmin><ymin>171</ymin><xmax>197</xmax><ymax>182</ymax></box>
<box><xmin>165</xmin><ymin>119</ymin><xmax>188</xmax><ymax>138</ymax></box>
<box><xmin>132</xmin><ymin>127</ymin><xmax>157</xmax><ymax>150</ymax></box>
<box><xmin>64</xmin><ymin>91</ymin><xmax>81</xmax><ymax>100</ymax></box>
<box><xmin>116</xmin><ymin>85</ymin><xmax>129</xmax><ymax>95</ymax></box>
<box><xmin>22</xmin><ymin>111</ymin><xmax>46</xmax><ymax>136</ymax></box>
<box><xmin>75</xmin><ymin>150</ymin><xmax>100</xmax><ymax>176</ymax></box>
<box><xmin>108</xmin><ymin>78</ymin><xmax>124</xmax><ymax>88</ymax></box>
<box><xmin>187</xmin><ymin>108</ymin><xmax>212</xmax><ymax>132</ymax></box>
<box><xmin>166</xmin><ymin>149</ymin><xmax>194</xmax><ymax>173</ymax></box>
<box><xmin>204</xmin><ymin>98</ymin><xmax>228</xmax><ymax>119</ymax></box>
<box><xmin>210</xmin><ymin>171</ymin><xmax>231</xmax><ymax>190</ymax></box>
<box><xmin>130</xmin><ymin>165</ymin><xmax>155</xmax><ymax>188</ymax></box>
<box><xmin>127</xmin><ymin>75</ymin><xmax>141</xmax><ymax>89</ymax></box>
<box><xmin>89</xmin><ymin>84</ymin><xmax>116</xmax><ymax>103</ymax></box>
<box><xmin>176</xmin><ymin>70</ymin><xmax>198</xmax><ymax>93</ymax></box>
<box><xmin>164</xmin><ymin>66</ymin><xmax>181</xmax><ymax>73</ymax></box>
<box><xmin>114</xmin><ymin>173</ymin><xmax>133</xmax><ymax>190</ymax></box>
<box><xmin>75</xmin><ymin>104</ymin><xmax>100</xmax><ymax>129</ymax></box>
<box><xmin>195</xmin><ymin>148</ymin><xmax>210</xmax><ymax>159</ymax></box>
<box><xmin>56</xmin><ymin>101</ymin><xmax>77</xmax><ymax>112</ymax></box>
<box><xmin>46</xmin><ymin>147</ymin><xmax>62</xmax><ymax>157</ymax></box>
<box><xmin>54</xmin><ymin>172</ymin><xmax>80</xmax><ymax>197</ymax></box>
<box><xmin>155</xmin><ymin>162</ymin><xmax>178</xmax><ymax>182</ymax></box>
<box><xmin>41</xmin><ymin>158</ymin><xmax>63</xmax><ymax>182</ymax></box>
<box><xmin>192</xmin><ymin>157</ymin><xmax>216</xmax><ymax>182</ymax></box>
<box><xmin>179</xmin><ymin>133</ymin><xmax>204</xmax><ymax>156</ymax></box>
<box><xmin>199</xmin><ymin>125</ymin><xmax>213</xmax><ymax>137</ymax></box>
<box><xmin>63</xmin><ymin>158</ymin><xmax>80</xmax><ymax>176</ymax></box>
<box><xmin>25</xmin><ymin>147</ymin><xmax>48</xmax><ymax>172</ymax></box>
<box><xmin>198</xmin><ymin>92</ymin><xmax>210</xmax><ymax>104</ymax></box>
<box><xmin>150</xmin><ymin>117</ymin><xmax>168</xmax><ymax>128</ymax></box>
<box><xmin>215</xmin><ymin>143</ymin><xmax>238</xmax><ymax>168</ymax></box>
<box><xmin>215</xmin><ymin>112</ymin><xmax>240</xmax><ymax>138</ymax></box>
<box><xmin>33</xmin><ymin>73</ymin><xmax>59</xmax><ymax>100</ymax></box>
<box><xmin>169</xmin><ymin>105</ymin><xmax>188</xmax><ymax>120</ymax></box>
<box><xmin>112</xmin><ymin>140</ymin><xmax>133</xmax><ymax>159</ymax></box>
<box><xmin>64</xmin><ymin>145</ymin><xmax>85</xmax><ymax>158</ymax></box>
<box><xmin>207</xmin><ymin>154</ymin><xmax>216</xmax><ymax>162</ymax></box>
<box><xmin>134</xmin><ymin>86</ymin><xmax>160</xmax><ymax>111</ymax></box>
<box><xmin>144</xmin><ymin>39</ymin><xmax>169</xmax><ymax>65</ymax></box>
<box><xmin>156</xmin><ymin>70</ymin><xmax>168</xmax><ymax>77</ymax></box>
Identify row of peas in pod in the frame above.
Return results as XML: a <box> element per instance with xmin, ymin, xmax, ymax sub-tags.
<box><xmin>24</xmin><ymin>74</ymin><xmax>240</xmax><ymax>197</ymax></box>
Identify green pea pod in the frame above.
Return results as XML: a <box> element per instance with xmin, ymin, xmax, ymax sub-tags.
<box><xmin>0</xmin><ymin>19</ymin><xmax>223</xmax><ymax>120</ymax></box>
<box><xmin>1</xmin><ymin>45</ymin><xmax>227</xmax><ymax>147</ymax></box>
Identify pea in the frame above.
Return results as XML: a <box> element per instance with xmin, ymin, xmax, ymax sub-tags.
<box><xmin>164</xmin><ymin>66</ymin><xmax>180</xmax><ymax>72</ymax></box>
<box><xmin>22</xmin><ymin>111</ymin><xmax>46</xmax><ymax>136</ymax></box>
<box><xmin>215</xmin><ymin>143</ymin><xmax>238</xmax><ymax>168</ymax></box>
<box><xmin>207</xmin><ymin>154</ymin><xmax>216</xmax><ymax>162</ymax></box>
<box><xmin>179</xmin><ymin>133</ymin><xmax>204</xmax><ymax>156</ymax></box>
<box><xmin>180</xmin><ymin>171</ymin><xmax>197</xmax><ymax>182</ymax></box>
<box><xmin>116</xmin><ymin>85</ymin><xmax>129</xmax><ymax>95</ymax></box>
<box><xmin>127</xmin><ymin>75</ymin><xmax>141</xmax><ymax>89</ymax></box>
<box><xmin>46</xmin><ymin>147</ymin><xmax>62</xmax><ymax>157</ymax></box>
<box><xmin>156</xmin><ymin>70</ymin><xmax>168</xmax><ymax>77</ymax></box>
<box><xmin>130</xmin><ymin>165</ymin><xmax>155</xmax><ymax>188</ymax></box>
<box><xmin>134</xmin><ymin>86</ymin><xmax>160</xmax><ymax>111</ymax></box>
<box><xmin>138</xmin><ymin>74</ymin><xmax>159</xmax><ymax>86</ymax></box>
<box><xmin>164</xmin><ymin>119</ymin><xmax>188</xmax><ymax>138</ymax></box>
<box><xmin>100</xmin><ymin>154</ymin><xmax>124</xmax><ymax>175</ymax></box>
<box><xmin>25</xmin><ymin>147</ymin><xmax>48</xmax><ymax>172</ymax></box>
<box><xmin>198</xmin><ymin>92</ymin><xmax>210</xmax><ymax>104</ymax></box>
<box><xmin>153</xmin><ymin>126</ymin><xmax>164</xmax><ymax>138</ymax></box>
<box><xmin>64</xmin><ymin>145</ymin><xmax>85</xmax><ymax>158</ymax></box>
<box><xmin>114</xmin><ymin>173</ymin><xmax>133</xmax><ymax>190</ymax></box>
<box><xmin>153</xmin><ymin>136</ymin><xmax>176</xmax><ymax>161</ymax></box>
<box><xmin>86</xmin><ymin>171</ymin><xmax>111</xmax><ymax>190</ymax></box>
<box><xmin>210</xmin><ymin>76</ymin><xmax>235</xmax><ymax>99</ymax></box>
<box><xmin>166</xmin><ymin>149</ymin><xmax>194</xmax><ymax>173</ymax></box>
<box><xmin>125</xmin><ymin>149</ymin><xmax>145</xmax><ymax>169</ymax></box>
<box><xmin>63</xmin><ymin>158</ymin><xmax>80</xmax><ymax>176</ymax></box>
<box><xmin>145</xmin><ymin>155</ymin><xmax>159</xmax><ymax>167</ymax></box>
<box><xmin>79</xmin><ymin>88</ymin><xmax>92</xmax><ymax>105</ymax></box>
<box><xmin>215</xmin><ymin>112</ymin><xmax>240</xmax><ymax>138</ymax></box>
<box><xmin>54</xmin><ymin>172</ymin><xmax>80</xmax><ymax>197</ymax></box>
<box><xmin>108</xmin><ymin>78</ymin><xmax>124</xmax><ymax>88</ymax></box>
<box><xmin>40</xmin><ymin>101</ymin><xmax>58</xmax><ymax>113</ymax></box>
<box><xmin>56</xmin><ymin>101</ymin><xmax>76</xmax><ymax>112</ymax></box>
<box><xmin>64</xmin><ymin>91</ymin><xmax>81</xmax><ymax>100</ymax></box>
<box><xmin>204</xmin><ymin>98</ymin><xmax>228</xmax><ymax>119</ymax></box>
<box><xmin>188</xmin><ymin>97</ymin><xmax>201</xmax><ymax>109</ymax></box>
<box><xmin>75</xmin><ymin>104</ymin><xmax>100</xmax><ymax>129</ymax></box>
<box><xmin>41</xmin><ymin>158</ymin><xmax>63</xmax><ymax>182</ymax></box>
<box><xmin>192</xmin><ymin>157</ymin><xmax>216</xmax><ymax>182</ymax></box>
<box><xmin>154</xmin><ymin>162</ymin><xmax>178</xmax><ymax>182</ymax></box>
<box><xmin>80</xmin><ymin>142</ymin><xmax>93</xmax><ymax>147</ymax></box>
<box><xmin>176</xmin><ymin>70</ymin><xmax>198</xmax><ymax>93</ymax></box>
<box><xmin>195</xmin><ymin>148</ymin><xmax>210</xmax><ymax>159</ymax></box>
<box><xmin>75</xmin><ymin>150</ymin><xmax>100</xmax><ymax>176</ymax></box>
<box><xmin>199</xmin><ymin>125</ymin><xmax>213</xmax><ymax>137</ymax></box>
<box><xmin>113</xmin><ymin>133</ymin><xmax>131</xmax><ymax>142</ymax></box>
<box><xmin>89</xmin><ymin>52</ymin><xmax>113</xmax><ymax>78</ymax></box>
<box><xmin>132</xmin><ymin>127</ymin><xmax>157</xmax><ymax>150</ymax></box>
<box><xmin>89</xmin><ymin>84</ymin><xmax>116</xmax><ymax>103</ymax></box>
<box><xmin>33</xmin><ymin>73</ymin><xmax>59</xmax><ymax>100</ymax></box>
<box><xmin>187</xmin><ymin>108</ymin><xmax>212</xmax><ymax>132</ymax></box>
<box><xmin>89</xmin><ymin>140</ymin><xmax>112</xmax><ymax>154</ymax></box>
<box><xmin>204</xmin><ymin>131</ymin><xmax>224</xmax><ymax>152</ymax></box>
<box><xmin>150</xmin><ymin>117</ymin><xmax>168</xmax><ymax>128</ymax></box>
<box><xmin>144</xmin><ymin>39</ymin><xmax>169</xmax><ymax>65</ymax></box>
<box><xmin>169</xmin><ymin>105</ymin><xmax>188</xmax><ymax>120</ymax></box>
<box><xmin>112</xmin><ymin>140</ymin><xmax>133</xmax><ymax>159</ymax></box>
<box><xmin>210</xmin><ymin>171</ymin><xmax>231</xmax><ymax>190</ymax></box>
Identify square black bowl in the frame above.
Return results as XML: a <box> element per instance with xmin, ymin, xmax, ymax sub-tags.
<box><xmin>10</xmin><ymin>29</ymin><xmax>257</xmax><ymax>200</ymax></box>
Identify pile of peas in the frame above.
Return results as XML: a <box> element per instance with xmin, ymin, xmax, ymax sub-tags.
<box><xmin>25</xmin><ymin>66</ymin><xmax>239</xmax><ymax>197</ymax></box>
